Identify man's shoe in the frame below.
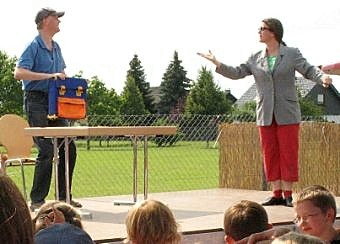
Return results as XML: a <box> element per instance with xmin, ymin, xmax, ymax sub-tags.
<box><xmin>70</xmin><ymin>199</ymin><xmax>82</xmax><ymax>208</ymax></box>
<box><xmin>284</xmin><ymin>196</ymin><xmax>293</xmax><ymax>207</ymax></box>
<box><xmin>59</xmin><ymin>198</ymin><xmax>82</xmax><ymax>208</ymax></box>
<box><xmin>261</xmin><ymin>197</ymin><xmax>285</xmax><ymax>206</ymax></box>
<box><xmin>30</xmin><ymin>201</ymin><xmax>45</xmax><ymax>212</ymax></box>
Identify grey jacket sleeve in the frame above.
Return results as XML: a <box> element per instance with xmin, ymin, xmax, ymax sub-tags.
<box><xmin>215</xmin><ymin>60</ymin><xmax>252</xmax><ymax>80</ymax></box>
<box><xmin>294</xmin><ymin>48</ymin><xmax>324</xmax><ymax>84</ymax></box>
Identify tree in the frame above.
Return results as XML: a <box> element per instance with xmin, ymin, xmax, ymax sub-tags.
<box><xmin>87</xmin><ymin>76</ymin><xmax>120</xmax><ymax>116</ymax></box>
<box><xmin>158</xmin><ymin>51</ymin><xmax>190</xmax><ymax>114</ymax></box>
<box><xmin>231</xmin><ymin>101</ymin><xmax>257</xmax><ymax>122</ymax></box>
<box><xmin>120</xmin><ymin>75</ymin><xmax>146</xmax><ymax>115</ymax></box>
<box><xmin>0</xmin><ymin>51</ymin><xmax>23</xmax><ymax>116</ymax></box>
<box><xmin>299</xmin><ymin>94</ymin><xmax>324</xmax><ymax>117</ymax></box>
<box><xmin>185</xmin><ymin>67</ymin><xmax>231</xmax><ymax>115</ymax></box>
<box><xmin>127</xmin><ymin>54</ymin><xmax>155</xmax><ymax>113</ymax></box>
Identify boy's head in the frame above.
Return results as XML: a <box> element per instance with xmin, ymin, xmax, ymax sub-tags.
<box><xmin>293</xmin><ymin>185</ymin><xmax>337</xmax><ymax>239</ymax></box>
<box><xmin>125</xmin><ymin>199</ymin><xmax>181</xmax><ymax>244</ymax></box>
<box><xmin>224</xmin><ymin>200</ymin><xmax>271</xmax><ymax>243</ymax></box>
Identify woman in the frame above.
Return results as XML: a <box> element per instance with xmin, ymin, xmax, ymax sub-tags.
<box><xmin>198</xmin><ymin>18</ymin><xmax>332</xmax><ymax>207</ymax></box>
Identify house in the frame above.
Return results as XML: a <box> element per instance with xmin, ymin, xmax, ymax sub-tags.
<box><xmin>235</xmin><ymin>77</ymin><xmax>340</xmax><ymax>116</ymax></box>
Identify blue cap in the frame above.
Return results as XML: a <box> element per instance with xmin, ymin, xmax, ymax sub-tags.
<box><xmin>34</xmin><ymin>223</ymin><xmax>93</xmax><ymax>244</ymax></box>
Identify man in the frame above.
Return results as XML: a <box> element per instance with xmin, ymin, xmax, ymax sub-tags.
<box><xmin>14</xmin><ymin>7</ymin><xmax>81</xmax><ymax>211</ymax></box>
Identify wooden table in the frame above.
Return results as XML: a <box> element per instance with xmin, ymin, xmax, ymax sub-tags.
<box><xmin>25</xmin><ymin>126</ymin><xmax>177</xmax><ymax>205</ymax></box>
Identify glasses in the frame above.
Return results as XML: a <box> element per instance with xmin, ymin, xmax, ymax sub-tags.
<box><xmin>258</xmin><ymin>27</ymin><xmax>271</xmax><ymax>32</ymax></box>
<box><xmin>293</xmin><ymin>212</ymin><xmax>321</xmax><ymax>224</ymax></box>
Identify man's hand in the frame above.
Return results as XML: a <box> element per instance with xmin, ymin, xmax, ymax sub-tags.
<box><xmin>51</xmin><ymin>73</ymin><xmax>66</xmax><ymax>80</ymax></box>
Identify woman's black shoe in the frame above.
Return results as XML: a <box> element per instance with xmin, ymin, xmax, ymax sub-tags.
<box><xmin>261</xmin><ymin>197</ymin><xmax>285</xmax><ymax>206</ymax></box>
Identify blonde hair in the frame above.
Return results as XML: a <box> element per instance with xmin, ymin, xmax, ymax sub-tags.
<box><xmin>32</xmin><ymin>201</ymin><xmax>82</xmax><ymax>233</ymax></box>
<box><xmin>125</xmin><ymin>199</ymin><xmax>181</xmax><ymax>244</ymax></box>
<box><xmin>272</xmin><ymin>231</ymin><xmax>324</xmax><ymax>244</ymax></box>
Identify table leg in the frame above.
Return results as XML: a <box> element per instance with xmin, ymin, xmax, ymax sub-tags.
<box><xmin>114</xmin><ymin>135</ymin><xmax>138</xmax><ymax>206</ymax></box>
<box><xmin>65</xmin><ymin>137</ymin><xmax>71</xmax><ymax>204</ymax></box>
<box><xmin>132</xmin><ymin>135</ymin><xmax>138</xmax><ymax>203</ymax></box>
<box><xmin>53</xmin><ymin>137</ymin><xmax>59</xmax><ymax>200</ymax></box>
<box><xmin>143</xmin><ymin>136</ymin><xmax>148</xmax><ymax>200</ymax></box>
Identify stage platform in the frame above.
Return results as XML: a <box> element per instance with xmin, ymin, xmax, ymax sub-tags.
<box><xmin>41</xmin><ymin>188</ymin><xmax>340</xmax><ymax>243</ymax></box>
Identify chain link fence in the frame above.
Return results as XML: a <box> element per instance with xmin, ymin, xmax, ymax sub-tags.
<box><xmin>4</xmin><ymin>114</ymin><xmax>340</xmax><ymax>200</ymax></box>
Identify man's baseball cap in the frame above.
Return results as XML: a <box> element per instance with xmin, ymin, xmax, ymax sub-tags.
<box><xmin>35</xmin><ymin>7</ymin><xmax>65</xmax><ymax>24</ymax></box>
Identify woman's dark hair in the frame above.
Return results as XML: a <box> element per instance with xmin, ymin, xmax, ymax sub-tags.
<box><xmin>263</xmin><ymin>18</ymin><xmax>287</xmax><ymax>46</ymax></box>
<box><xmin>0</xmin><ymin>174</ymin><xmax>34</xmax><ymax>244</ymax></box>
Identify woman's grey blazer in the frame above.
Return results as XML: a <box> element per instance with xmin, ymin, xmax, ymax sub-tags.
<box><xmin>216</xmin><ymin>44</ymin><xmax>324</xmax><ymax>126</ymax></box>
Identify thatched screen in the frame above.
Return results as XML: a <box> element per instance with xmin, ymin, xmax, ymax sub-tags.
<box><xmin>219</xmin><ymin>122</ymin><xmax>340</xmax><ymax>195</ymax></box>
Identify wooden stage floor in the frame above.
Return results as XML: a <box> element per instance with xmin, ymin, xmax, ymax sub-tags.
<box><xmin>65</xmin><ymin>188</ymin><xmax>340</xmax><ymax>243</ymax></box>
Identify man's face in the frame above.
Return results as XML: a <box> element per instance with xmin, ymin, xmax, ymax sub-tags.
<box><xmin>43</xmin><ymin>15</ymin><xmax>61</xmax><ymax>33</ymax></box>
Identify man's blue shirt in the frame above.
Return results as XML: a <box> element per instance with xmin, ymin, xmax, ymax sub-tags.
<box><xmin>17</xmin><ymin>35</ymin><xmax>66</xmax><ymax>92</ymax></box>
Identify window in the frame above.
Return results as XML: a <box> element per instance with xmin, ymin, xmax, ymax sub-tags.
<box><xmin>317</xmin><ymin>94</ymin><xmax>324</xmax><ymax>105</ymax></box>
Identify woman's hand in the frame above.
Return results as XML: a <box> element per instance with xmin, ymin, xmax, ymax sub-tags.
<box><xmin>197</xmin><ymin>50</ymin><xmax>221</xmax><ymax>68</ymax></box>
<box><xmin>322</xmin><ymin>75</ymin><xmax>332</xmax><ymax>88</ymax></box>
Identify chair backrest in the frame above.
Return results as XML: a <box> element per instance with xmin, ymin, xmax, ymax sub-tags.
<box><xmin>0</xmin><ymin>114</ymin><xmax>33</xmax><ymax>159</ymax></box>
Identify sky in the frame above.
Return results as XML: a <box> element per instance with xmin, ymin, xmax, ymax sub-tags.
<box><xmin>1</xmin><ymin>0</ymin><xmax>340</xmax><ymax>98</ymax></box>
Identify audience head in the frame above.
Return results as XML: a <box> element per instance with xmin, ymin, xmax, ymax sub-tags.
<box><xmin>293</xmin><ymin>185</ymin><xmax>337</xmax><ymax>240</ymax></box>
<box><xmin>125</xmin><ymin>199</ymin><xmax>181</xmax><ymax>244</ymax></box>
<box><xmin>223</xmin><ymin>200</ymin><xmax>271</xmax><ymax>243</ymax></box>
<box><xmin>0</xmin><ymin>173</ymin><xmax>34</xmax><ymax>244</ymax></box>
<box><xmin>33</xmin><ymin>201</ymin><xmax>82</xmax><ymax>234</ymax></box>
<box><xmin>271</xmin><ymin>231</ymin><xmax>324</xmax><ymax>244</ymax></box>
<box><xmin>34</xmin><ymin>223</ymin><xmax>93</xmax><ymax>244</ymax></box>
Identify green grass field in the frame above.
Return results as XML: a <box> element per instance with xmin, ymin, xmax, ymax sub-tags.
<box><xmin>5</xmin><ymin>140</ymin><xmax>220</xmax><ymax>200</ymax></box>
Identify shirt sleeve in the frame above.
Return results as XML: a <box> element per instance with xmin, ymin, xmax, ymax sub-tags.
<box><xmin>16</xmin><ymin>41</ymin><xmax>38</xmax><ymax>70</ymax></box>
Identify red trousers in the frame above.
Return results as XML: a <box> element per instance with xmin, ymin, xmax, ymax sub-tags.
<box><xmin>258</xmin><ymin>119</ymin><xmax>300</xmax><ymax>182</ymax></box>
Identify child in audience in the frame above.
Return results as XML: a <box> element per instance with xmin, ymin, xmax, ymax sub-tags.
<box><xmin>32</xmin><ymin>201</ymin><xmax>93</xmax><ymax>244</ymax></box>
<box><xmin>271</xmin><ymin>231</ymin><xmax>324</xmax><ymax>244</ymax></box>
<box><xmin>294</xmin><ymin>185</ymin><xmax>340</xmax><ymax>243</ymax></box>
<box><xmin>34</xmin><ymin>222</ymin><xmax>93</xmax><ymax>244</ymax></box>
<box><xmin>0</xmin><ymin>173</ymin><xmax>34</xmax><ymax>244</ymax></box>
<box><xmin>224</xmin><ymin>200</ymin><xmax>272</xmax><ymax>243</ymax></box>
<box><xmin>33</xmin><ymin>201</ymin><xmax>83</xmax><ymax>234</ymax></box>
<box><xmin>235</xmin><ymin>185</ymin><xmax>340</xmax><ymax>244</ymax></box>
<box><xmin>125</xmin><ymin>199</ymin><xmax>181</xmax><ymax>244</ymax></box>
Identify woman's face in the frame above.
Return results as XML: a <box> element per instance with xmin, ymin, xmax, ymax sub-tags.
<box><xmin>294</xmin><ymin>200</ymin><xmax>333</xmax><ymax>239</ymax></box>
<box><xmin>258</xmin><ymin>22</ymin><xmax>274</xmax><ymax>43</ymax></box>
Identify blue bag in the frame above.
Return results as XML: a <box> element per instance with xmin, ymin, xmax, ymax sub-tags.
<box><xmin>48</xmin><ymin>78</ymin><xmax>87</xmax><ymax>120</ymax></box>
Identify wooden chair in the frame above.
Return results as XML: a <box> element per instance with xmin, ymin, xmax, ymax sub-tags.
<box><xmin>0</xmin><ymin>114</ymin><xmax>35</xmax><ymax>200</ymax></box>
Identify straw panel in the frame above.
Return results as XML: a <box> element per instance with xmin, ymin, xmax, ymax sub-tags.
<box><xmin>219</xmin><ymin>122</ymin><xmax>339</xmax><ymax>195</ymax></box>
